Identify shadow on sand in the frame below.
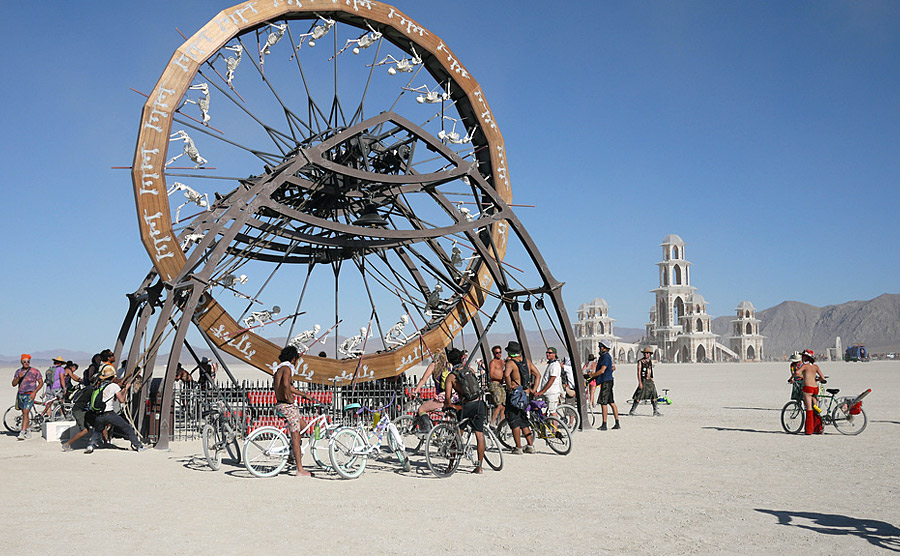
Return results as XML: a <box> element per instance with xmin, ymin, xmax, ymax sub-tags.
<box><xmin>755</xmin><ymin>509</ymin><xmax>900</xmax><ymax>552</ymax></box>
<box><xmin>722</xmin><ymin>406</ymin><xmax>779</xmax><ymax>412</ymax></box>
<box><xmin>701</xmin><ymin>426</ymin><xmax>783</xmax><ymax>435</ymax></box>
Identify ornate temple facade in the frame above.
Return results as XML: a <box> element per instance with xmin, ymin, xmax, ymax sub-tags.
<box><xmin>644</xmin><ymin>234</ymin><xmax>737</xmax><ymax>362</ymax></box>
<box><xmin>729</xmin><ymin>301</ymin><xmax>765</xmax><ymax>361</ymax></box>
<box><xmin>573</xmin><ymin>298</ymin><xmax>640</xmax><ymax>364</ymax></box>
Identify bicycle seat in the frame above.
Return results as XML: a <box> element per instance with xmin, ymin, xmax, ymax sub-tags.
<box><xmin>826</xmin><ymin>388</ymin><xmax>840</xmax><ymax>395</ymax></box>
<box><xmin>343</xmin><ymin>403</ymin><xmax>361</xmax><ymax>412</ymax></box>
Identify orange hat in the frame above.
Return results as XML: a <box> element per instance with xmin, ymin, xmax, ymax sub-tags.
<box><xmin>21</xmin><ymin>354</ymin><xmax>31</xmax><ymax>361</ymax></box>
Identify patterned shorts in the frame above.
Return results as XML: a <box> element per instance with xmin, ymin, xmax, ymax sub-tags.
<box><xmin>275</xmin><ymin>403</ymin><xmax>305</xmax><ymax>433</ymax></box>
<box><xmin>16</xmin><ymin>393</ymin><xmax>34</xmax><ymax>411</ymax></box>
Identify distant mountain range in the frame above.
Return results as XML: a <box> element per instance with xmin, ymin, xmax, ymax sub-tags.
<box><xmin>710</xmin><ymin>293</ymin><xmax>900</xmax><ymax>356</ymax></box>
<box><xmin>4</xmin><ymin>294</ymin><xmax>897</xmax><ymax>365</ymax></box>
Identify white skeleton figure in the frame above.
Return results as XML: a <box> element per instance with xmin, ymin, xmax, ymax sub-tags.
<box><xmin>331</xmin><ymin>25</ymin><xmax>381</xmax><ymax>59</ymax></box>
<box><xmin>220</xmin><ymin>44</ymin><xmax>243</xmax><ymax>87</ymax></box>
<box><xmin>457</xmin><ymin>205</ymin><xmax>476</xmax><ymax>223</ymax></box>
<box><xmin>181</xmin><ymin>83</ymin><xmax>211</xmax><ymax>125</ymax></box>
<box><xmin>288</xmin><ymin>324</ymin><xmax>321</xmax><ymax>352</ymax></box>
<box><xmin>293</xmin><ymin>16</ymin><xmax>335</xmax><ymax>54</ymax></box>
<box><xmin>424</xmin><ymin>283</ymin><xmax>445</xmax><ymax>317</ymax></box>
<box><xmin>167</xmin><ymin>181</ymin><xmax>210</xmax><ymax>223</ymax></box>
<box><xmin>259</xmin><ymin>23</ymin><xmax>287</xmax><ymax>64</ymax></box>
<box><xmin>405</xmin><ymin>82</ymin><xmax>451</xmax><ymax>104</ymax></box>
<box><xmin>242</xmin><ymin>305</ymin><xmax>281</xmax><ymax>329</ymax></box>
<box><xmin>383</xmin><ymin>315</ymin><xmax>411</xmax><ymax>347</ymax></box>
<box><xmin>167</xmin><ymin>130</ymin><xmax>208</xmax><ymax>168</ymax></box>
<box><xmin>215</xmin><ymin>274</ymin><xmax>248</xmax><ymax>288</ymax></box>
<box><xmin>339</xmin><ymin>327</ymin><xmax>371</xmax><ymax>358</ymax></box>
<box><xmin>438</xmin><ymin>116</ymin><xmax>477</xmax><ymax>145</ymax></box>
<box><xmin>373</xmin><ymin>46</ymin><xmax>422</xmax><ymax>75</ymax></box>
<box><xmin>180</xmin><ymin>232</ymin><xmax>205</xmax><ymax>251</ymax></box>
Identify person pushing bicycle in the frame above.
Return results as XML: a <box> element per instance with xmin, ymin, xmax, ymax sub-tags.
<box><xmin>799</xmin><ymin>349</ymin><xmax>826</xmax><ymax>435</ymax></box>
<box><xmin>442</xmin><ymin>348</ymin><xmax>488</xmax><ymax>474</ymax></box>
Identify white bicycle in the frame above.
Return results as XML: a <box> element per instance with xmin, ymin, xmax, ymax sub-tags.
<box><xmin>243</xmin><ymin>403</ymin><xmax>339</xmax><ymax>478</ymax></box>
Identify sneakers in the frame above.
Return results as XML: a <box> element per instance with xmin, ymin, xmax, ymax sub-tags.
<box><xmin>61</xmin><ymin>444</ymin><xmax>73</xmax><ymax>452</ymax></box>
<box><xmin>598</xmin><ymin>423</ymin><xmax>608</xmax><ymax>431</ymax></box>
<box><xmin>628</xmin><ymin>410</ymin><xmax>635</xmax><ymax>416</ymax></box>
<box><xmin>612</xmin><ymin>422</ymin><xmax>621</xmax><ymax>430</ymax></box>
<box><xmin>84</xmin><ymin>444</ymin><xmax>94</xmax><ymax>454</ymax></box>
<box><xmin>17</xmin><ymin>430</ymin><xmax>26</xmax><ymax>441</ymax></box>
<box><xmin>524</xmin><ymin>445</ymin><xmax>535</xmax><ymax>454</ymax></box>
<box><xmin>133</xmin><ymin>446</ymin><xmax>148</xmax><ymax>453</ymax></box>
<box><xmin>511</xmin><ymin>448</ymin><xmax>523</xmax><ymax>455</ymax></box>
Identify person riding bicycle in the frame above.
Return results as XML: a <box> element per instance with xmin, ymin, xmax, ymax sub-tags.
<box><xmin>442</xmin><ymin>348</ymin><xmax>488</xmax><ymax>474</ymax></box>
<box><xmin>799</xmin><ymin>349</ymin><xmax>826</xmax><ymax>435</ymax></box>
<box><xmin>273</xmin><ymin>345</ymin><xmax>318</xmax><ymax>478</ymax></box>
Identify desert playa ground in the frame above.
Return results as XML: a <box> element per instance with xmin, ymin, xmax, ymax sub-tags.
<box><xmin>2</xmin><ymin>360</ymin><xmax>899</xmax><ymax>555</ymax></box>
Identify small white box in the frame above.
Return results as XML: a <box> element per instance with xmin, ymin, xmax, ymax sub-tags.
<box><xmin>42</xmin><ymin>421</ymin><xmax>76</xmax><ymax>442</ymax></box>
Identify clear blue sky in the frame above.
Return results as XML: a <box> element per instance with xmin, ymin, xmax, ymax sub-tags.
<box><xmin>1</xmin><ymin>1</ymin><xmax>898</xmax><ymax>355</ymax></box>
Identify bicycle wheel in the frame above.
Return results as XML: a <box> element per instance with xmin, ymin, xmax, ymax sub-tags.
<box><xmin>482</xmin><ymin>427</ymin><xmax>504</xmax><ymax>471</ymax></box>
<box><xmin>202</xmin><ymin>423</ymin><xmax>222</xmax><ymax>470</ymax></box>
<box><xmin>832</xmin><ymin>405</ymin><xmax>867</xmax><ymax>435</ymax></box>
<box><xmin>556</xmin><ymin>404</ymin><xmax>580</xmax><ymax>432</ymax></box>
<box><xmin>392</xmin><ymin>414</ymin><xmax>426</xmax><ymax>455</ymax></box>
<box><xmin>3</xmin><ymin>406</ymin><xmax>22</xmax><ymax>432</ymax></box>
<box><xmin>309</xmin><ymin>426</ymin><xmax>335</xmax><ymax>471</ymax></box>
<box><xmin>29</xmin><ymin>412</ymin><xmax>45</xmax><ymax>432</ymax></box>
<box><xmin>386</xmin><ymin>423</ymin><xmax>410</xmax><ymax>472</ymax></box>
<box><xmin>222</xmin><ymin>422</ymin><xmax>241</xmax><ymax>464</ymax></box>
<box><xmin>494</xmin><ymin>418</ymin><xmax>515</xmax><ymax>451</ymax></box>
<box><xmin>425</xmin><ymin>423</ymin><xmax>462</xmax><ymax>478</ymax></box>
<box><xmin>329</xmin><ymin>427</ymin><xmax>367</xmax><ymax>479</ymax></box>
<box><xmin>541</xmin><ymin>416</ymin><xmax>572</xmax><ymax>455</ymax></box>
<box><xmin>780</xmin><ymin>401</ymin><xmax>804</xmax><ymax>434</ymax></box>
<box><xmin>243</xmin><ymin>427</ymin><xmax>290</xmax><ymax>478</ymax></box>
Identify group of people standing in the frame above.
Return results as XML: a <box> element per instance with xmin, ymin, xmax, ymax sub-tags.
<box><xmin>11</xmin><ymin>350</ymin><xmax>146</xmax><ymax>452</ymax></box>
<box><xmin>581</xmin><ymin>341</ymin><xmax>663</xmax><ymax>430</ymax></box>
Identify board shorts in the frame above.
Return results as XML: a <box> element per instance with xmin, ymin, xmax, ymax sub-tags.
<box><xmin>505</xmin><ymin>403</ymin><xmax>529</xmax><ymax>430</ymax></box>
<box><xmin>489</xmin><ymin>381</ymin><xmax>506</xmax><ymax>405</ymax></box>
<box><xmin>460</xmin><ymin>400</ymin><xmax>487</xmax><ymax>433</ymax></box>
<box><xmin>16</xmin><ymin>393</ymin><xmax>34</xmax><ymax>411</ymax></box>
<box><xmin>275</xmin><ymin>403</ymin><xmax>304</xmax><ymax>433</ymax></box>
<box><xmin>598</xmin><ymin>381</ymin><xmax>615</xmax><ymax>405</ymax></box>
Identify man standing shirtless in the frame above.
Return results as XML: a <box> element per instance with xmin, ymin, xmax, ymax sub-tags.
<box><xmin>273</xmin><ymin>345</ymin><xmax>317</xmax><ymax>477</ymax></box>
<box><xmin>488</xmin><ymin>345</ymin><xmax>506</xmax><ymax>427</ymax></box>
<box><xmin>799</xmin><ymin>349</ymin><xmax>826</xmax><ymax>435</ymax></box>
<box><xmin>504</xmin><ymin>341</ymin><xmax>541</xmax><ymax>454</ymax></box>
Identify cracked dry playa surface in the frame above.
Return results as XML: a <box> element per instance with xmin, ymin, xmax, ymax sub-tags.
<box><xmin>2</xmin><ymin>361</ymin><xmax>898</xmax><ymax>554</ymax></box>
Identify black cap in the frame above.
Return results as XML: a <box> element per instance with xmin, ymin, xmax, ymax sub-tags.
<box><xmin>505</xmin><ymin>341</ymin><xmax>521</xmax><ymax>354</ymax></box>
<box><xmin>446</xmin><ymin>348</ymin><xmax>464</xmax><ymax>365</ymax></box>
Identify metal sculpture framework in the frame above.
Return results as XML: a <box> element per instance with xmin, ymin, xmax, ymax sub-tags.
<box><xmin>117</xmin><ymin>1</ymin><xmax>587</xmax><ymax>448</ymax></box>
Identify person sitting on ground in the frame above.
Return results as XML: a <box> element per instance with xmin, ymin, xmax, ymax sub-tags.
<box><xmin>799</xmin><ymin>349</ymin><xmax>826</xmax><ymax>435</ymax></box>
<box><xmin>629</xmin><ymin>347</ymin><xmax>661</xmax><ymax>417</ymax></box>
<box><xmin>84</xmin><ymin>353</ymin><xmax>146</xmax><ymax>453</ymax></box>
<box><xmin>787</xmin><ymin>352</ymin><xmax>803</xmax><ymax>401</ymax></box>
<box><xmin>442</xmin><ymin>348</ymin><xmax>487</xmax><ymax>473</ymax></box>
<box><xmin>272</xmin><ymin>345</ymin><xmax>318</xmax><ymax>478</ymax></box>
<box><xmin>412</xmin><ymin>350</ymin><xmax>454</xmax><ymax>432</ymax></box>
<box><xmin>586</xmin><ymin>340</ymin><xmax>620</xmax><ymax>430</ymax></box>
<box><xmin>535</xmin><ymin>347</ymin><xmax>563</xmax><ymax>416</ymax></box>
<box><xmin>12</xmin><ymin>354</ymin><xmax>43</xmax><ymax>440</ymax></box>
<box><xmin>503</xmin><ymin>341</ymin><xmax>540</xmax><ymax>454</ymax></box>
<box><xmin>487</xmin><ymin>345</ymin><xmax>506</xmax><ymax>428</ymax></box>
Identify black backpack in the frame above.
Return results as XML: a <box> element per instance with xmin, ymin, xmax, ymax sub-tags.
<box><xmin>515</xmin><ymin>358</ymin><xmax>533</xmax><ymax>390</ymax></box>
<box><xmin>71</xmin><ymin>387</ymin><xmax>92</xmax><ymax>410</ymax></box>
<box><xmin>452</xmin><ymin>363</ymin><xmax>483</xmax><ymax>403</ymax></box>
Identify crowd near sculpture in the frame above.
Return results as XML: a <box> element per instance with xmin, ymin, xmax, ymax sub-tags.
<box><xmin>166</xmin><ymin>130</ymin><xmax>207</xmax><ymax>169</ymax></box>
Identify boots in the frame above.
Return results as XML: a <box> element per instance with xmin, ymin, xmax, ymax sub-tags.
<box><xmin>628</xmin><ymin>401</ymin><xmax>638</xmax><ymax>416</ymax></box>
<box><xmin>652</xmin><ymin>400</ymin><xmax>662</xmax><ymax>417</ymax></box>
<box><xmin>805</xmin><ymin>410</ymin><xmax>815</xmax><ymax>435</ymax></box>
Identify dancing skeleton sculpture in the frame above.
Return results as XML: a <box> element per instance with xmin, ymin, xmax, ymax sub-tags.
<box><xmin>372</xmin><ymin>46</ymin><xmax>422</xmax><ymax>75</ymax></box>
<box><xmin>167</xmin><ymin>182</ymin><xmax>209</xmax><ymax>223</ymax></box>
<box><xmin>331</xmin><ymin>25</ymin><xmax>381</xmax><ymax>59</ymax></box>
<box><xmin>289</xmin><ymin>324</ymin><xmax>322</xmax><ymax>352</ymax></box>
<box><xmin>259</xmin><ymin>23</ymin><xmax>287</xmax><ymax>65</ymax></box>
<box><xmin>241</xmin><ymin>306</ymin><xmax>281</xmax><ymax>329</ymax></box>
<box><xmin>438</xmin><ymin>116</ymin><xmax>477</xmax><ymax>145</ymax></box>
<box><xmin>339</xmin><ymin>327</ymin><xmax>372</xmax><ymax>358</ymax></box>
<box><xmin>292</xmin><ymin>15</ymin><xmax>335</xmax><ymax>55</ymax></box>
<box><xmin>166</xmin><ymin>130</ymin><xmax>207</xmax><ymax>169</ymax></box>
<box><xmin>383</xmin><ymin>316</ymin><xmax>411</xmax><ymax>347</ymax></box>
<box><xmin>181</xmin><ymin>83</ymin><xmax>211</xmax><ymax>125</ymax></box>
<box><xmin>218</xmin><ymin>44</ymin><xmax>243</xmax><ymax>87</ymax></box>
<box><xmin>404</xmin><ymin>82</ymin><xmax>451</xmax><ymax>104</ymax></box>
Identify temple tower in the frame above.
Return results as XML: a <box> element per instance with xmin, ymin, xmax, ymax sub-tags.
<box><xmin>729</xmin><ymin>301</ymin><xmax>765</xmax><ymax>360</ymax></box>
<box><xmin>573</xmin><ymin>297</ymin><xmax>619</xmax><ymax>361</ymax></box>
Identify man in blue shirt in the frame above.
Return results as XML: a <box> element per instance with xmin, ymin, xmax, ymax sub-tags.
<box><xmin>585</xmin><ymin>340</ymin><xmax>620</xmax><ymax>430</ymax></box>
